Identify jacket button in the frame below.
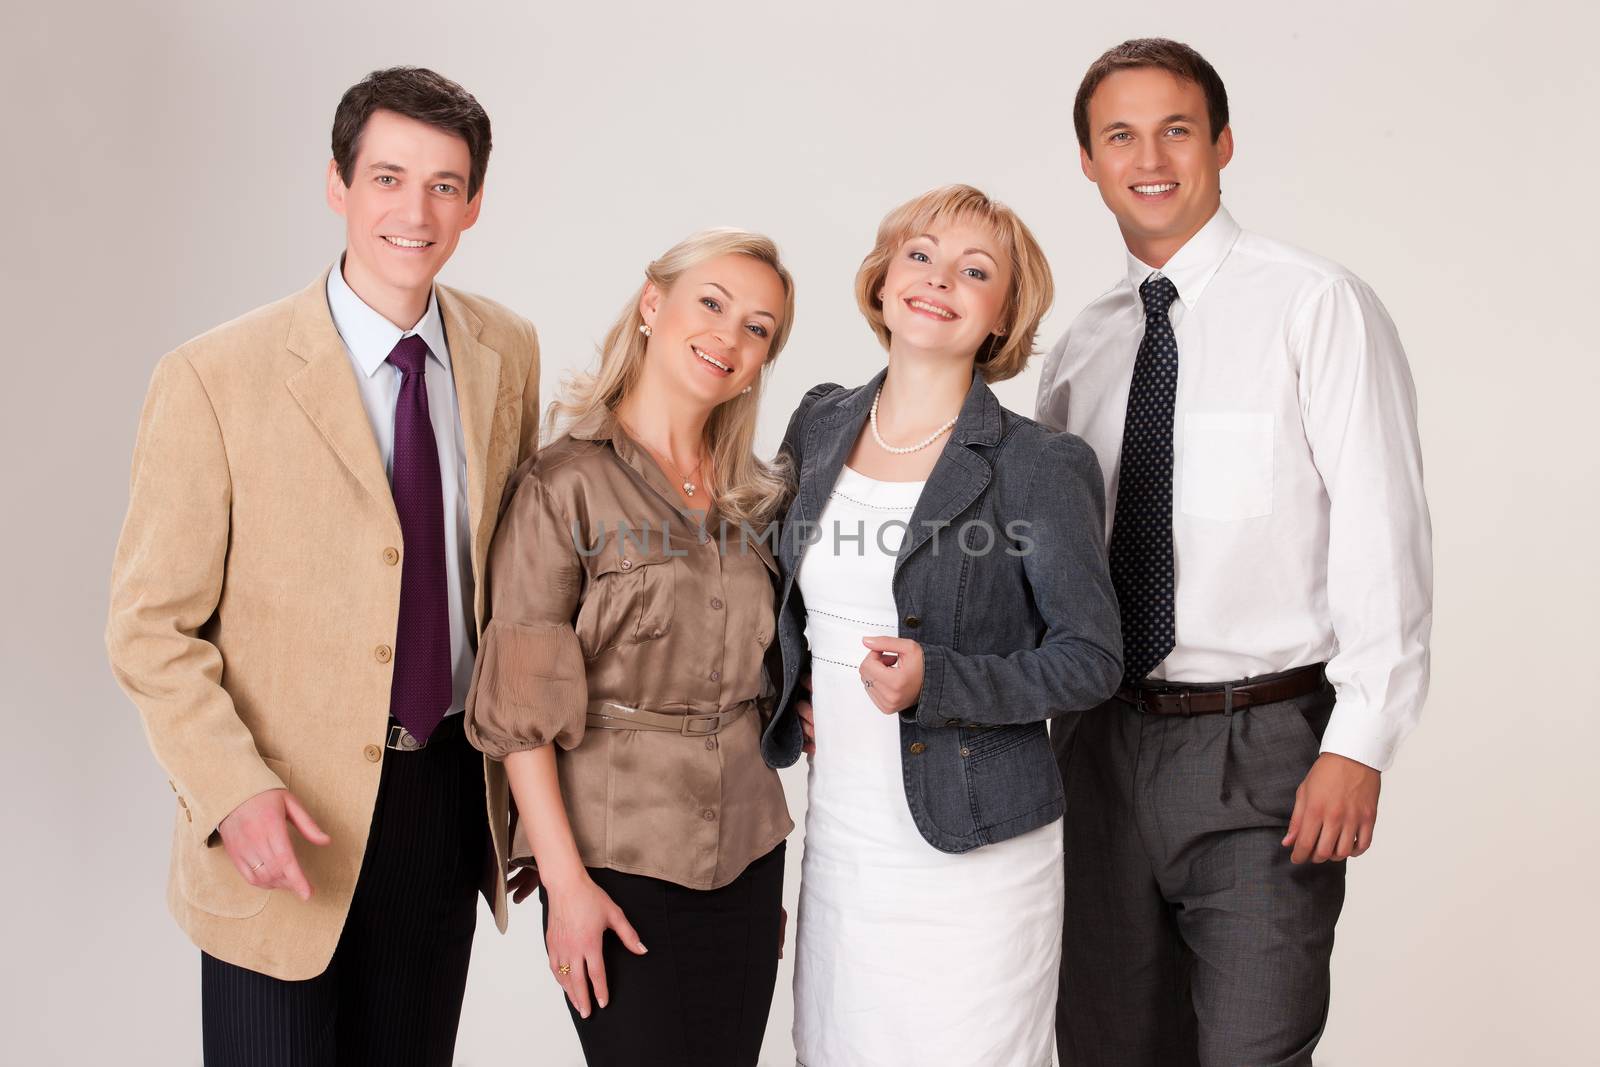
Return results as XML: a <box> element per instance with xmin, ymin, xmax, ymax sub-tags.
<box><xmin>702</xmin><ymin>809</ymin><xmax>716</xmax><ymax>821</ymax></box>
<box><xmin>382</xmin><ymin>546</ymin><xmax>400</xmax><ymax>566</ymax></box>
<box><xmin>909</xmin><ymin>742</ymin><xmax>927</xmax><ymax>755</ymax></box>
<box><xmin>364</xmin><ymin>744</ymin><xmax>382</xmax><ymax>763</ymax></box>
<box><xmin>375</xmin><ymin>645</ymin><xmax>393</xmax><ymax>663</ymax></box>
<box><xmin>904</xmin><ymin>615</ymin><xmax>921</xmax><ymax>629</ymax></box>
<box><xmin>710</xmin><ymin>597</ymin><xmax>723</xmax><ymax>610</ymax></box>
<box><xmin>620</xmin><ymin>558</ymin><xmax>634</xmax><ymax>570</ymax></box>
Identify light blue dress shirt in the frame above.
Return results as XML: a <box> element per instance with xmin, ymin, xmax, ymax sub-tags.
<box><xmin>326</xmin><ymin>260</ymin><xmax>474</xmax><ymax>717</ymax></box>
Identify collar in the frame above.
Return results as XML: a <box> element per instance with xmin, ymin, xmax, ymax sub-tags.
<box><xmin>1123</xmin><ymin>204</ymin><xmax>1241</xmax><ymax>311</ymax></box>
<box><xmin>325</xmin><ymin>256</ymin><xmax>450</xmax><ymax>377</ymax></box>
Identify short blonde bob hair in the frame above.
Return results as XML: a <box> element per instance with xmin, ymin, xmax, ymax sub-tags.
<box><xmin>854</xmin><ymin>184</ymin><xmax>1054</xmax><ymax>383</ymax></box>
<box><xmin>546</xmin><ymin>228</ymin><xmax>797</xmax><ymax>525</ymax></box>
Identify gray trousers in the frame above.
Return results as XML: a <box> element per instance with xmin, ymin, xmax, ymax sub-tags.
<box><xmin>1053</xmin><ymin>678</ymin><xmax>1346</xmax><ymax>1067</ymax></box>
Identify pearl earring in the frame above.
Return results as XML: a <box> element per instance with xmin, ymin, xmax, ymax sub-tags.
<box><xmin>639</xmin><ymin>323</ymin><xmax>652</xmax><ymax>337</ymax></box>
<box><xmin>741</xmin><ymin>385</ymin><xmax>753</xmax><ymax>395</ymax></box>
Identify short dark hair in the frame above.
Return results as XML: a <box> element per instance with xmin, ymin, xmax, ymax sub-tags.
<box><xmin>1074</xmin><ymin>39</ymin><xmax>1229</xmax><ymax>156</ymax></box>
<box><xmin>332</xmin><ymin>67</ymin><xmax>492</xmax><ymax>199</ymax></box>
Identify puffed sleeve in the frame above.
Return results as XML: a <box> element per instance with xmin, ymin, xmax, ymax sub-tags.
<box><xmin>464</xmin><ymin>465</ymin><xmax>588</xmax><ymax>759</ymax></box>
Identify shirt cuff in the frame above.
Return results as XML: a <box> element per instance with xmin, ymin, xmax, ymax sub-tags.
<box><xmin>1318</xmin><ymin>698</ymin><xmax>1401</xmax><ymax>773</ymax></box>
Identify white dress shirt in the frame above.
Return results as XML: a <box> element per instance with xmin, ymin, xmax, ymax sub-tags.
<box><xmin>1036</xmin><ymin>206</ymin><xmax>1431</xmax><ymax>771</ymax></box>
<box><xmin>326</xmin><ymin>261</ymin><xmax>475</xmax><ymax>717</ymax></box>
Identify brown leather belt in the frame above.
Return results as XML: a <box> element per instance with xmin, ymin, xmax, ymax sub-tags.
<box><xmin>1116</xmin><ymin>664</ymin><xmax>1326</xmax><ymax>716</ymax></box>
<box><xmin>585</xmin><ymin>699</ymin><xmax>752</xmax><ymax>736</ymax></box>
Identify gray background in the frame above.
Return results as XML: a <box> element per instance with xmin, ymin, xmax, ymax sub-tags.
<box><xmin>4</xmin><ymin>0</ymin><xmax>1595</xmax><ymax>1063</ymax></box>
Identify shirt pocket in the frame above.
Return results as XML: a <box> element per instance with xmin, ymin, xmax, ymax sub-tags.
<box><xmin>581</xmin><ymin>541</ymin><xmax>678</xmax><ymax>650</ymax></box>
<box><xmin>1179</xmin><ymin>412</ymin><xmax>1275</xmax><ymax>521</ymax></box>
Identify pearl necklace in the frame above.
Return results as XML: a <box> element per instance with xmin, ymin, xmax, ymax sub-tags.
<box><xmin>870</xmin><ymin>388</ymin><xmax>958</xmax><ymax>454</ymax></box>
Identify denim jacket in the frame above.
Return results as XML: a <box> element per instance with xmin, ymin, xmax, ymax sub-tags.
<box><xmin>761</xmin><ymin>368</ymin><xmax>1123</xmax><ymax>852</ymax></box>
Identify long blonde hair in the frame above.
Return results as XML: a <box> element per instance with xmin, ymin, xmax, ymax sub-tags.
<box><xmin>545</xmin><ymin>228</ymin><xmax>798</xmax><ymax>525</ymax></box>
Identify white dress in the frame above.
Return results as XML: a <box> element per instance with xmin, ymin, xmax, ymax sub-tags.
<box><xmin>792</xmin><ymin>465</ymin><xmax>1063</xmax><ymax>1067</ymax></box>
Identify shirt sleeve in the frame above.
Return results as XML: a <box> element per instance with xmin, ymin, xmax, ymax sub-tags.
<box><xmin>464</xmin><ymin>465</ymin><xmax>589</xmax><ymax>759</ymax></box>
<box><xmin>1293</xmin><ymin>277</ymin><xmax>1433</xmax><ymax>771</ymax></box>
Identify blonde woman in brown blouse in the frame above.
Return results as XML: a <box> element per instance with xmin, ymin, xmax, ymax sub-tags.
<box><xmin>464</xmin><ymin>229</ymin><xmax>796</xmax><ymax>1066</ymax></box>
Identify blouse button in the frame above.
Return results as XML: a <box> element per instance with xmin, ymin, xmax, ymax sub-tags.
<box><xmin>363</xmin><ymin>744</ymin><xmax>382</xmax><ymax>763</ymax></box>
<box><xmin>374</xmin><ymin>645</ymin><xmax>393</xmax><ymax>664</ymax></box>
<box><xmin>710</xmin><ymin>597</ymin><xmax>723</xmax><ymax>610</ymax></box>
<box><xmin>382</xmin><ymin>546</ymin><xmax>400</xmax><ymax>566</ymax></box>
<box><xmin>709</xmin><ymin>671</ymin><xmax>721</xmax><ymax>682</ymax></box>
<box><xmin>908</xmin><ymin>742</ymin><xmax>927</xmax><ymax>755</ymax></box>
<box><xmin>702</xmin><ymin>809</ymin><xmax>716</xmax><ymax>821</ymax></box>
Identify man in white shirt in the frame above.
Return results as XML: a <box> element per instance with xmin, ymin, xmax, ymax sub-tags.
<box><xmin>1037</xmin><ymin>38</ymin><xmax>1431</xmax><ymax>1066</ymax></box>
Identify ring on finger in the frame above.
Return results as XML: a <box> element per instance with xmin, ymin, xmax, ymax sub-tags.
<box><xmin>248</xmin><ymin>860</ymin><xmax>266</xmax><ymax>873</ymax></box>
<box><xmin>557</xmin><ymin>963</ymin><xmax>571</xmax><ymax>976</ymax></box>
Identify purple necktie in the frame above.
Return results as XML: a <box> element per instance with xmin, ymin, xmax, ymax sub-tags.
<box><xmin>385</xmin><ymin>335</ymin><xmax>452</xmax><ymax>742</ymax></box>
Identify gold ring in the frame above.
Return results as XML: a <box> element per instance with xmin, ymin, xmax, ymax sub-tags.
<box><xmin>557</xmin><ymin>963</ymin><xmax>571</xmax><ymax>976</ymax></box>
<box><xmin>249</xmin><ymin>860</ymin><xmax>265</xmax><ymax>873</ymax></box>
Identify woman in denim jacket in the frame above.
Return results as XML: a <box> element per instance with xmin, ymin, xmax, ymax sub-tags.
<box><xmin>765</xmin><ymin>186</ymin><xmax>1122</xmax><ymax>1066</ymax></box>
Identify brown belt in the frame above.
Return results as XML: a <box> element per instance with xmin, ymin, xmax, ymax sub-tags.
<box><xmin>585</xmin><ymin>700</ymin><xmax>752</xmax><ymax>736</ymax></box>
<box><xmin>1116</xmin><ymin>664</ymin><xmax>1326</xmax><ymax>716</ymax></box>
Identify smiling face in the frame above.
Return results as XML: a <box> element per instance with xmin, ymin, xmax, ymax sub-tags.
<box><xmin>1080</xmin><ymin>66</ymin><xmax>1233</xmax><ymax>267</ymax></box>
<box><xmin>878</xmin><ymin>216</ymin><xmax>1014</xmax><ymax>363</ymax></box>
<box><xmin>327</xmin><ymin>108</ymin><xmax>481</xmax><ymax>324</ymax></box>
<box><xmin>638</xmin><ymin>253</ymin><xmax>786</xmax><ymax>410</ymax></box>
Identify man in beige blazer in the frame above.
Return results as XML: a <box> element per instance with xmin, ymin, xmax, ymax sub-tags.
<box><xmin>106</xmin><ymin>67</ymin><xmax>538</xmax><ymax>1065</ymax></box>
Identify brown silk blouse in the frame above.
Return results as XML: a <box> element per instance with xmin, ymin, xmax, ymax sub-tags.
<box><xmin>464</xmin><ymin>409</ymin><xmax>793</xmax><ymax>890</ymax></box>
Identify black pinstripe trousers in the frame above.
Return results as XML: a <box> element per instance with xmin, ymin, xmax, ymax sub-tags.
<box><xmin>201</xmin><ymin>715</ymin><xmax>487</xmax><ymax>1067</ymax></box>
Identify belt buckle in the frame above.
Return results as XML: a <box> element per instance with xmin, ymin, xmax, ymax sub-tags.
<box><xmin>680</xmin><ymin>714</ymin><xmax>720</xmax><ymax>736</ymax></box>
<box><xmin>387</xmin><ymin>724</ymin><xmax>426</xmax><ymax>751</ymax></box>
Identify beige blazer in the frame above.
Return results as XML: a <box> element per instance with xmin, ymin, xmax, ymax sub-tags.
<box><xmin>106</xmin><ymin>271</ymin><xmax>540</xmax><ymax>980</ymax></box>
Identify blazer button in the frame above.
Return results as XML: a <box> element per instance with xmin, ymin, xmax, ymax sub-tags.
<box><xmin>904</xmin><ymin>615</ymin><xmax>921</xmax><ymax>629</ymax></box>
<box><xmin>364</xmin><ymin>744</ymin><xmax>382</xmax><ymax>763</ymax></box>
<box><xmin>382</xmin><ymin>546</ymin><xmax>400</xmax><ymax>566</ymax></box>
<box><xmin>908</xmin><ymin>742</ymin><xmax>927</xmax><ymax>755</ymax></box>
<box><xmin>375</xmin><ymin>645</ymin><xmax>393</xmax><ymax>663</ymax></box>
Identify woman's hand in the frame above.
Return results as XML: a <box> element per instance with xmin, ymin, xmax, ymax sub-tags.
<box><xmin>859</xmin><ymin>636</ymin><xmax>925</xmax><ymax>715</ymax></box>
<box><xmin>543</xmin><ymin>871</ymin><xmax>648</xmax><ymax>1018</ymax></box>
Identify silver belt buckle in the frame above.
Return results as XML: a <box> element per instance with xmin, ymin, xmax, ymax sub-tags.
<box><xmin>387</xmin><ymin>724</ymin><xmax>426</xmax><ymax>751</ymax></box>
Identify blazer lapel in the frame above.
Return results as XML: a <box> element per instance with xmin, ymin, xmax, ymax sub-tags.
<box><xmin>284</xmin><ymin>272</ymin><xmax>400</xmax><ymax>532</ymax></box>
<box><xmin>795</xmin><ymin>369</ymin><xmax>880</xmax><ymax>535</ymax></box>
<box><xmin>437</xmin><ymin>286</ymin><xmax>503</xmax><ymax>569</ymax></box>
<box><xmin>894</xmin><ymin>371</ymin><xmax>1001</xmax><ymax>574</ymax></box>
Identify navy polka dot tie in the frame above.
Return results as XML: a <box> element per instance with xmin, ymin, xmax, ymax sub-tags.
<box><xmin>1109</xmin><ymin>274</ymin><xmax>1180</xmax><ymax>684</ymax></box>
<box><xmin>386</xmin><ymin>335</ymin><xmax>452</xmax><ymax>743</ymax></box>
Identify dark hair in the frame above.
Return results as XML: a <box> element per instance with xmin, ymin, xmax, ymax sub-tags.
<box><xmin>1074</xmin><ymin>38</ymin><xmax>1229</xmax><ymax>156</ymax></box>
<box><xmin>332</xmin><ymin>67</ymin><xmax>492</xmax><ymax>199</ymax></box>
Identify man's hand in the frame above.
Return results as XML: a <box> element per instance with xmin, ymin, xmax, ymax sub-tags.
<box><xmin>1283</xmin><ymin>753</ymin><xmax>1380</xmax><ymax>864</ymax></box>
<box><xmin>795</xmin><ymin>673</ymin><xmax>815</xmax><ymax>754</ymax></box>
<box><xmin>859</xmin><ymin>637</ymin><xmax>924</xmax><ymax>715</ymax></box>
<box><xmin>217</xmin><ymin>788</ymin><xmax>331</xmax><ymax>901</ymax></box>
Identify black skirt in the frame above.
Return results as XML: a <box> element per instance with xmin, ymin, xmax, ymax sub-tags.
<box><xmin>540</xmin><ymin>841</ymin><xmax>787</xmax><ymax>1067</ymax></box>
